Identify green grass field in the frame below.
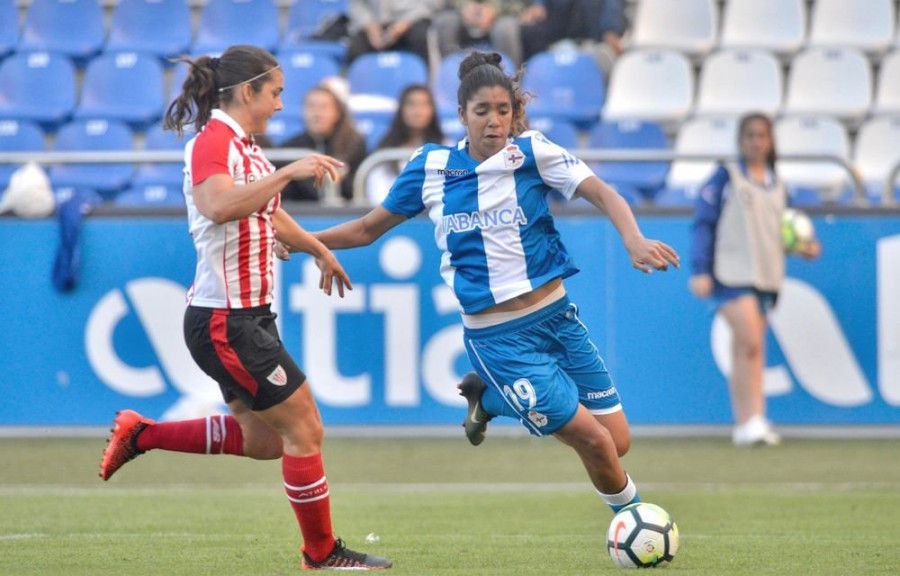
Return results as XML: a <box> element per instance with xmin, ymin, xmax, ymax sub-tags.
<box><xmin>1</xmin><ymin>435</ymin><xmax>898</xmax><ymax>575</ymax></box>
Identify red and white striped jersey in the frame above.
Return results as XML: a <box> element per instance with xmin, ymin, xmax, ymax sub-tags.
<box><xmin>182</xmin><ymin>109</ymin><xmax>279</xmax><ymax>309</ymax></box>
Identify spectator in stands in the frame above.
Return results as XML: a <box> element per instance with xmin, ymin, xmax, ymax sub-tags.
<box><xmin>520</xmin><ymin>0</ymin><xmax>625</xmax><ymax>69</ymax></box>
<box><xmin>280</xmin><ymin>84</ymin><xmax>368</xmax><ymax>202</ymax></box>
<box><xmin>346</xmin><ymin>0</ymin><xmax>442</xmax><ymax>65</ymax></box>
<box><xmin>689</xmin><ymin>113</ymin><xmax>821</xmax><ymax>448</ymax></box>
<box><xmin>366</xmin><ymin>84</ymin><xmax>444</xmax><ymax>203</ymax></box>
<box><xmin>433</xmin><ymin>0</ymin><xmax>528</xmax><ymax>66</ymax></box>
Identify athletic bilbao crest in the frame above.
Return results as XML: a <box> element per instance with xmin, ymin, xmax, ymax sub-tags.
<box><xmin>267</xmin><ymin>364</ymin><xmax>288</xmax><ymax>386</ymax></box>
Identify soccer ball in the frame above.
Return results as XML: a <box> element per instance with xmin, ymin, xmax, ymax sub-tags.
<box><xmin>607</xmin><ymin>503</ymin><xmax>679</xmax><ymax>568</ymax></box>
<box><xmin>781</xmin><ymin>208</ymin><xmax>815</xmax><ymax>252</ymax></box>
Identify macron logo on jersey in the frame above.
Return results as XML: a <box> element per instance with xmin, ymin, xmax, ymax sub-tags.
<box><xmin>443</xmin><ymin>207</ymin><xmax>528</xmax><ymax>234</ymax></box>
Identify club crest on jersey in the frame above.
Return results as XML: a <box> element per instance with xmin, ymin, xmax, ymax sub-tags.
<box><xmin>528</xmin><ymin>410</ymin><xmax>548</xmax><ymax>428</ymax></box>
<box><xmin>503</xmin><ymin>145</ymin><xmax>525</xmax><ymax>169</ymax></box>
<box><xmin>267</xmin><ymin>365</ymin><xmax>288</xmax><ymax>386</ymax></box>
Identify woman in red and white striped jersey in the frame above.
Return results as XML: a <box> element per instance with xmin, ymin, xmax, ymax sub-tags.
<box><xmin>99</xmin><ymin>45</ymin><xmax>392</xmax><ymax>571</ymax></box>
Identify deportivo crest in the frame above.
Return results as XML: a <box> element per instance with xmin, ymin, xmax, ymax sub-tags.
<box><xmin>503</xmin><ymin>144</ymin><xmax>525</xmax><ymax>169</ymax></box>
<box><xmin>528</xmin><ymin>410</ymin><xmax>548</xmax><ymax>428</ymax></box>
<box><xmin>267</xmin><ymin>364</ymin><xmax>288</xmax><ymax>386</ymax></box>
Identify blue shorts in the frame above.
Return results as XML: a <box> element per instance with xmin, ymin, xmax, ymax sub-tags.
<box><xmin>713</xmin><ymin>281</ymin><xmax>778</xmax><ymax>315</ymax></box>
<box><xmin>463</xmin><ymin>295</ymin><xmax>621</xmax><ymax>436</ymax></box>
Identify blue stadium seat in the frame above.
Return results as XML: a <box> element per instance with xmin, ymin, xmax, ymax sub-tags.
<box><xmin>522</xmin><ymin>50</ymin><xmax>605</xmax><ymax>129</ymax></box>
<box><xmin>354</xmin><ymin>113</ymin><xmax>391</xmax><ymax>152</ymax></box>
<box><xmin>284</xmin><ymin>0</ymin><xmax>347</xmax><ymax>41</ymax></box>
<box><xmin>133</xmin><ymin>122</ymin><xmax>190</xmax><ymax>188</ymax></box>
<box><xmin>434</xmin><ymin>51</ymin><xmax>516</xmax><ymax>117</ymax></box>
<box><xmin>0</xmin><ymin>52</ymin><xmax>76</xmax><ymax>130</ymax></box>
<box><xmin>588</xmin><ymin>120</ymin><xmax>670</xmax><ymax>199</ymax></box>
<box><xmin>528</xmin><ymin>117</ymin><xmax>580</xmax><ymax>149</ymax></box>
<box><xmin>281</xmin><ymin>0</ymin><xmax>348</xmax><ymax>62</ymax></box>
<box><xmin>347</xmin><ymin>51</ymin><xmax>428</xmax><ymax>101</ymax></box>
<box><xmin>19</xmin><ymin>0</ymin><xmax>104</xmax><ymax>65</ymax></box>
<box><xmin>193</xmin><ymin>0</ymin><xmax>280</xmax><ymax>55</ymax></box>
<box><xmin>440</xmin><ymin>115</ymin><xmax>466</xmax><ymax>144</ymax></box>
<box><xmin>265</xmin><ymin>116</ymin><xmax>304</xmax><ymax>146</ymax></box>
<box><xmin>278</xmin><ymin>49</ymin><xmax>341</xmax><ymax>118</ymax></box>
<box><xmin>0</xmin><ymin>0</ymin><xmax>17</xmax><ymax>60</ymax></box>
<box><xmin>114</xmin><ymin>183</ymin><xmax>185</xmax><ymax>208</ymax></box>
<box><xmin>75</xmin><ymin>52</ymin><xmax>165</xmax><ymax>130</ymax></box>
<box><xmin>50</xmin><ymin>119</ymin><xmax>135</xmax><ymax>198</ymax></box>
<box><xmin>0</xmin><ymin>120</ymin><xmax>45</xmax><ymax>188</ymax></box>
<box><xmin>106</xmin><ymin>0</ymin><xmax>193</xmax><ymax>62</ymax></box>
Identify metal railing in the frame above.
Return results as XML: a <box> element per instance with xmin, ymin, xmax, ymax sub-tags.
<box><xmin>0</xmin><ymin>147</ymin><xmax>876</xmax><ymax>207</ymax></box>
<box><xmin>355</xmin><ymin>148</ymin><xmax>869</xmax><ymax>207</ymax></box>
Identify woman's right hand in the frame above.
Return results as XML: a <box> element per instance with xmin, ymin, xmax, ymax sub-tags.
<box><xmin>286</xmin><ymin>154</ymin><xmax>344</xmax><ymax>188</ymax></box>
<box><xmin>689</xmin><ymin>274</ymin><xmax>713</xmax><ymax>299</ymax></box>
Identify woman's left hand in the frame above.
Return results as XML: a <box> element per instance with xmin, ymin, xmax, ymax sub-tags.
<box><xmin>315</xmin><ymin>251</ymin><xmax>353</xmax><ymax>298</ymax></box>
<box><xmin>274</xmin><ymin>240</ymin><xmax>292</xmax><ymax>261</ymax></box>
<box><xmin>796</xmin><ymin>239</ymin><xmax>822</xmax><ymax>260</ymax></box>
<box><xmin>626</xmin><ymin>237</ymin><xmax>681</xmax><ymax>273</ymax></box>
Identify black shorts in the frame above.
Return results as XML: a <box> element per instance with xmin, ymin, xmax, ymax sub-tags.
<box><xmin>183</xmin><ymin>304</ymin><xmax>305</xmax><ymax>411</ymax></box>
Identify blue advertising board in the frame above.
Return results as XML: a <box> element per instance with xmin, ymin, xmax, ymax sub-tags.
<box><xmin>1</xmin><ymin>213</ymin><xmax>898</xmax><ymax>426</ymax></box>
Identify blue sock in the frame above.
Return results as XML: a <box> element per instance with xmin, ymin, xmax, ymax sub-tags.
<box><xmin>598</xmin><ymin>473</ymin><xmax>641</xmax><ymax>513</ymax></box>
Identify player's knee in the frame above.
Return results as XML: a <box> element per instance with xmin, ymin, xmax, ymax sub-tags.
<box><xmin>614</xmin><ymin>433</ymin><xmax>631</xmax><ymax>457</ymax></box>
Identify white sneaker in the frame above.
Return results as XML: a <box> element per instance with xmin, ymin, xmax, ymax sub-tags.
<box><xmin>732</xmin><ymin>415</ymin><xmax>781</xmax><ymax>447</ymax></box>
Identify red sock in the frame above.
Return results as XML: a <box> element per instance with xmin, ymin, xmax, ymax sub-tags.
<box><xmin>282</xmin><ymin>452</ymin><xmax>335</xmax><ymax>562</ymax></box>
<box><xmin>136</xmin><ymin>415</ymin><xmax>244</xmax><ymax>456</ymax></box>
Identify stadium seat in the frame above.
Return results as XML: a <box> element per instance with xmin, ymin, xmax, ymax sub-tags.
<box><xmin>0</xmin><ymin>0</ymin><xmax>17</xmax><ymax>60</ymax></box>
<box><xmin>522</xmin><ymin>50</ymin><xmax>605</xmax><ymax>129</ymax></box>
<box><xmin>0</xmin><ymin>120</ymin><xmax>45</xmax><ymax>188</ymax></box>
<box><xmin>873</xmin><ymin>50</ymin><xmax>900</xmax><ymax>115</ymax></box>
<box><xmin>527</xmin><ymin>117</ymin><xmax>580</xmax><ymax>149</ymax></box>
<box><xmin>19</xmin><ymin>0</ymin><xmax>104</xmax><ymax>65</ymax></box>
<box><xmin>193</xmin><ymin>0</ymin><xmax>280</xmax><ymax>55</ymax></box>
<box><xmin>853</xmin><ymin>115</ymin><xmax>900</xmax><ymax>204</ymax></box>
<box><xmin>133</xmin><ymin>122</ymin><xmax>190</xmax><ymax>188</ymax></box>
<box><xmin>106</xmin><ymin>0</ymin><xmax>193</xmax><ymax>62</ymax></box>
<box><xmin>278</xmin><ymin>49</ymin><xmax>342</xmax><ymax>119</ymax></box>
<box><xmin>0</xmin><ymin>52</ymin><xmax>76</xmax><ymax>130</ymax></box>
<box><xmin>630</xmin><ymin>0</ymin><xmax>717</xmax><ymax>58</ymax></box>
<box><xmin>809</xmin><ymin>0</ymin><xmax>894</xmax><ymax>56</ymax></box>
<box><xmin>603</xmin><ymin>50</ymin><xmax>693</xmax><ymax>128</ymax></box>
<box><xmin>720</xmin><ymin>0</ymin><xmax>806</xmax><ymax>58</ymax></box>
<box><xmin>783</xmin><ymin>47</ymin><xmax>872</xmax><ymax>125</ymax></box>
<box><xmin>695</xmin><ymin>49</ymin><xmax>783</xmax><ymax>118</ymax></box>
<box><xmin>75</xmin><ymin>52</ymin><xmax>165</xmax><ymax>130</ymax></box>
<box><xmin>347</xmin><ymin>51</ymin><xmax>428</xmax><ymax>120</ymax></box>
<box><xmin>588</xmin><ymin>120</ymin><xmax>669</xmax><ymax>199</ymax></box>
<box><xmin>114</xmin><ymin>183</ymin><xmax>185</xmax><ymax>208</ymax></box>
<box><xmin>440</xmin><ymin>115</ymin><xmax>466</xmax><ymax>144</ymax></box>
<box><xmin>281</xmin><ymin>0</ymin><xmax>348</xmax><ymax>62</ymax></box>
<box><xmin>354</xmin><ymin>114</ymin><xmax>391</xmax><ymax>152</ymax></box>
<box><xmin>347</xmin><ymin>51</ymin><xmax>428</xmax><ymax>100</ymax></box>
<box><xmin>434</xmin><ymin>50</ymin><xmax>515</xmax><ymax>118</ymax></box>
<box><xmin>265</xmin><ymin>116</ymin><xmax>304</xmax><ymax>146</ymax></box>
<box><xmin>663</xmin><ymin>116</ymin><xmax>738</xmax><ymax>204</ymax></box>
<box><xmin>775</xmin><ymin>116</ymin><xmax>851</xmax><ymax>202</ymax></box>
<box><xmin>50</xmin><ymin>119</ymin><xmax>135</xmax><ymax>198</ymax></box>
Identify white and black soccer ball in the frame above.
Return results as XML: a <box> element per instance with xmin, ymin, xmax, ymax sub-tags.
<box><xmin>607</xmin><ymin>503</ymin><xmax>679</xmax><ymax>568</ymax></box>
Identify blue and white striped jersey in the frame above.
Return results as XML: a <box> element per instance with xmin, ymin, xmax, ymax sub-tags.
<box><xmin>382</xmin><ymin>131</ymin><xmax>595</xmax><ymax>313</ymax></box>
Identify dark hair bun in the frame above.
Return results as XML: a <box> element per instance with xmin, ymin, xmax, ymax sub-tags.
<box><xmin>458</xmin><ymin>51</ymin><xmax>503</xmax><ymax>80</ymax></box>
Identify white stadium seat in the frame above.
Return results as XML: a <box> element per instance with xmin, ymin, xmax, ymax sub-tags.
<box><xmin>874</xmin><ymin>49</ymin><xmax>900</xmax><ymax>115</ymax></box>
<box><xmin>603</xmin><ymin>49</ymin><xmax>694</xmax><ymax>127</ymax></box>
<box><xmin>775</xmin><ymin>116</ymin><xmax>851</xmax><ymax>199</ymax></box>
<box><xmin>695</xmin><ymin>49</ymin><xmax>783</xmax><ymax>117</ymax></box>
<box><xmin>853</xmin><ymin>115</ymin><xmax>900</xmax><ymax>202</ymax></box>
<box><xmin>720</xmin><ymin>0</ymin><xmax>806</xmax><ymax>58</ymax></box>
<box><xmin>809</xmin><ymin>0</ymin><xmax>895</xmax><ymax>56</ymax></box>
<box><xmin>783</xmin><ymin>47</ymin><xmax>873</xmax><ymax>125</ymax></box>
<box><xmin>665</xmin><ymin>116</ymin><xmax>738</xmax><ymax>195</ymax></box>
<box><xmin>630</xmin><ymin>0</ymin><xmax>717</xmax><ymax>58</ymax></box>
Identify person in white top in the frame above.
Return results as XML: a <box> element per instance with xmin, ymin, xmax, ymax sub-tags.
<box><xmin>99</xmin><ymin>45</ymin><xmax>392</xmax><ymax>570</ymax></box>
